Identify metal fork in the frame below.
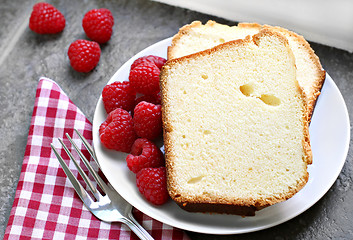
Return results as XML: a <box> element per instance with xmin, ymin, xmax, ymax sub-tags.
<box><xmin>51</xmin><ymin>129</ymin><xmax>154</xmax><ymax>240</ymax></box>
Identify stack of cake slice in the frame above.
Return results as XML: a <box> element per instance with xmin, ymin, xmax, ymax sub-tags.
<box><xmin>160</xmin><ymin>21</ymin><xmax>325</xmax><ymax>216</ymax></box>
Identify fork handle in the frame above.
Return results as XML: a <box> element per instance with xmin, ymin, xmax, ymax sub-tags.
<box><xmin>123</xmin><ymin>217</ymin><xmax>154</xmax><ymax>240</ymax></box>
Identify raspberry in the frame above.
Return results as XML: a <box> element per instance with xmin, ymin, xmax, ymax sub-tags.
<box><xmin>82</xmin><ymin>8</ymin><xmax>114</xmax><ymax>44</ymax></box>
<box><xmin>133</xmin><ymin>101</ymin><xmax>162</xmax><ymax>140</ymax></box>
<box><xmin>126</xmin><ymin>138</ymin><xmax>164</xmax><ymax>174</ymax></box>
<box><xmin>68</xmin><ymin>39</ymin><xmax>101</xmax><ymax>72</ymax></box>
<box><xmin>99</xmin><ymin>108</ymin><xmax>137</xmax><ymax>153</ymax></box>
<box><xmin>29</xmin><ymin>2</ymin><xmax>66</xmax><ymax>34</ymax></box>
<box><xmin>131</xmin><ymin>55</ymin><xmax>167</xmax><ymax>70</ymax></box>
<box><xmin>136</xmin><ymin>167</ymin><xmax>169</xmax><ymax>205</ymax></box>
<box><xmin>102</xmin><ymin>81</ymin><xmax>136</xmax><ymax>113</ymax></box>
<box><xmin>129</xmin><ymin>61</ymin><xmax>161</xmax><ymax>95</ymax></box>
<box><xmin>135</xmin><ymin>92</ymin><xmax>161</xmax><ymax>106</ymax></box>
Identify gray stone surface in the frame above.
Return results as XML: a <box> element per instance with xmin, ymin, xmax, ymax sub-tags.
<box><xmin>0</xmin><ymin>0</ymin><xmax>352</xmax><ymax>239</ymax></box>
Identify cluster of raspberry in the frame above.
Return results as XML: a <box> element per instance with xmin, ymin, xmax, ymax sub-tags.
<box><xmin>29</xmin><ymin>2</ymin><xmax>114</xmax><ymax>72</ymax></box>
<box><xmin>100</xmin><ymin>55</ymin><xmax>169</xmax><ymax>205</ymax></box>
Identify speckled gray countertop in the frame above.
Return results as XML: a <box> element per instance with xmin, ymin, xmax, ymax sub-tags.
<box><xmin>0</xmin><ymin>0</ymin><xmax>352</xmax><ymax>239</ymax></box>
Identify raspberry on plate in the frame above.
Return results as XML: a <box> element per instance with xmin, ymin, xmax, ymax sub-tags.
<box><xmin>82</xmin><ymin>8</ymin><xmax>114</xmax><ymax>44</ymax></box>
<box><xmin>133</xmin><ymin>101</ymin><xmax>162</xmax><ymax>140</ymax></box>
<box><xmin>68</xmin><ymin>39</ymin><xmax>101</xmax><ymax>72</ymax></box>
<box><xmin>136</xmin><ymin>167</ymin><xmax>169</xmax><ymax>205</ymax></box>
<box><xmin>99</xmin><ymin>108</ymin><xmax>137</xmax><ymax>153</ymax></box>
<box><xmin>29</xmin><ymin>2</ymin><xmax>66</xmax><ymax>34</ymax></box>
<box><xmin>102</xmin><ymin>81</ymin><xmax>136</xmax><ymax>113</ymax></box>
<box><xmin>126</xmin><ymin>138</ymin><xmax>164</xmax><ymax>174</ymax></box>
<box><xmin>129</xmin><ymin>61</ymin><xmax>161</xmax><ymax>95</ymax></box>
<box><xmin>135</xmin><ymin>92</ymin><xmax>162</xmax><ymax>106</ymax></box>
<box><xmin>130</xmin><ymin>55</ymin><xmax>167</xmax><ymax>70</ymax></box>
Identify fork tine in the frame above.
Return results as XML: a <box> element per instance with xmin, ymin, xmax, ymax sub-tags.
<box><xmin>50</xmin><ymin>143</ymin><xmax>94</xmax><ymax>207</ymax></box>
<box><xmin>52</xmin><ymin>138</ymin><xmax>154</xmax><ymax>240</ymax></box>
<box><xmin>58</xmin><ymin>138</ymin><xmax>102</xmax><ymax>201</ymax></box>
<box><xmin>74</xmin><ymin>129</ymin><xmax>99</xmax><ymax>167</ymax></box>
<box><xmin>66</xmin><ymin>133</ymin><xmax>109</xmax><ymax>194</ymax></box>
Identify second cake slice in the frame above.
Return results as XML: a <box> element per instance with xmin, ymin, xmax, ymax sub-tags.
<box><xmin>167</xmin><ymin>20</ymin><xmax>326</xmax><ymax>121</ymax></box>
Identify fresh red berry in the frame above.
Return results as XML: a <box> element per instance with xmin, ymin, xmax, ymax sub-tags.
<box><xmin>133</xmin><ymin>101</ymin><xmax>162</xmax><ymax>140</ymax></box>
<box><xmin>68</xmin><ymin>39</ymin><xmax>101</xmax><ymax>72</ymax></box>
<box><xmin>29</xmin><ymin>2</ymin><xmax>66</xmax><ymax>34</ymax></box>
<box><xmin>82</xmin><ymin>8</ymin><xmax>114</xmax><ymax>44</ymax></box>
<box><xmin>99</xmin><ymin>108</ymin><xmax>137</xmax><ymax>153</ymax></box>
<box><xmin>135</xmin><ymin>92</ymin><xmax>161</xmax><ymax>106</ymax></box>
<box><xmin>126</xmin><ymin>138</ymin><xmax>164</xmax><ymax>174</ymax></box>
<box><xmin>129</xmin><ymin>61</ymin><xmax>161</xmax><ymax>95</ymax></box>
<box><xmin>102</xmin><ymin>81</ymin><xmax>136</xmax><ymax>113</ymax></box>
<box><xmin>131</xmin><ymin>55</ymin><xmax>167</xmax><ymax>70</ymax></box>
<box><xmin>136</xmin><ymin>167</ymin><xmax>169</xmax><ymax>205</ymax></box>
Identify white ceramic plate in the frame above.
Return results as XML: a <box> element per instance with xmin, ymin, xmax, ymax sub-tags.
<box><xmin>92</xmin><ymin>38</ymin><xmax>350</xmax><ymax>235</ymax></box>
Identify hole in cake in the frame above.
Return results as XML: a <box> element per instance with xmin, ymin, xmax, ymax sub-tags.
<box><xmin>202</xmin><ymin>191</ymin><xmax>211</xmax><ymax>196</ymax></box>
<box><xmin>239</xmin><ymin>84</ymin><xmax>281</xmax><ymax>107</ymax></box>
<box><xmin>259</xmin><ymin>94</ymin><xmax>281</xmax><ymax>106</ymax></box>
<box><xmin>219</xmin><ymin>38</ymin><xmax>225</xmax><ymax>43</ymax></box>
<box><xmin>187</xmin><ymin>175</ymin><xmax>204</xmax><ymax>184</ymax></box>
<box><xmin>203</xmin><ymin>130</ymin><xmax>211</xmax><ymax>135</ymax></box>
<box><xmin>181</xmin><ymin>143</ymin><xmax>190</xmax><ymax>149</ymax></box>
<box><xmin>183</xmin><ymin>90</ymin><xmax>187</xmax><ymax>94</ymax></box>
<box><xmin>239</xmin><ymin>84</ymin><xmax>254</xmax><ymax>96</ymax></box>
<box><xmin>182</xmin><ymin>135</ymin><xmax>186</xmax><ymax>138</ymax></box>
<box><xmin>201</xmin><ymin>74</ymin><xmax>208</xmax><ymax>80</ymax></box>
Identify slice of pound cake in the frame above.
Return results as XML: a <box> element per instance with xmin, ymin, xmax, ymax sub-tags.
<box><xmin>168</xmin><ymin>20</ymin><xmax>326</xmax><ymax>120</ymax></box>
<box><xmin>160</xmin><ymin>29</ymin><xmax>312</xmax><ymax>216</ymax></box>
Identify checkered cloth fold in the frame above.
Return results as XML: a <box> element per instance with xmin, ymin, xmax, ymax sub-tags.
<box><xmin>4</xmin><ymin>77</ymin><xmax>190</xmax><ymax>240</ymax></box>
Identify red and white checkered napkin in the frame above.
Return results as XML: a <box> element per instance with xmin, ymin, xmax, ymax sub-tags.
<box><xmin>4</xmin><ymin>77</ymin><xmax>190</xmax><ymax>240</ymax></box>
